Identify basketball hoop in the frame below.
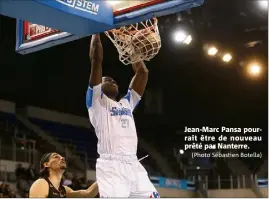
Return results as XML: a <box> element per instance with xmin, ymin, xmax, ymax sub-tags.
<box><xmin>105</xmin><ymin>18</ymin><xmax>161</xmax><ymax>65</ymax></box>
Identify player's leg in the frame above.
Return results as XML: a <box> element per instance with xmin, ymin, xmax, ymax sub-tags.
<box><xmin>130</xmin><ymin>162</ymin><xmax>160</xmax><ymax>198</ymax></box>
<box><xmin>96</xmin><ymin>158</ymin><xmax>131</xmax><ymax>197</ymax></box>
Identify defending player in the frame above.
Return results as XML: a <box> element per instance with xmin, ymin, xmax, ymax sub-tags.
<box><xmin>86</xmin><ymin>34</ymin><xmax>159</xmax><ymax>198</ymax></box>
<box><xmin>29</xmin><ymin>152</ymin><xmax>99</xmax><ymax>198</ymax></box>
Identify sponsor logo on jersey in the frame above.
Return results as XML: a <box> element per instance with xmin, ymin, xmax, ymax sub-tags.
<box><xmin>56</xmin><ymin>0</ymin><xmax>99</xmax><ymax>15</ymax></box>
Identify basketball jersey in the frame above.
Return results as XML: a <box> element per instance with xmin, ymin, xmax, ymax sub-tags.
<box><xmin>86</xmin><ymin>84</ymin><xmax>141</xmax><ymax>156</ymax></box>
<box><xmin>43</xmin><ymin>178</ymin><xmax>66</xmax><ymax>198</ymax></box>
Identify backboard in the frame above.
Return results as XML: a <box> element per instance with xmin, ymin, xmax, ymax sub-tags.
<box><xmin>16</xmin><ymin>20</ymin><xmax>82</xmax><ymax>54</ymax></box>
<box><xmin>111</xmin><ymin>0</ymin><xmax>165</xmax><ymax>16</ymax></box>
<box><xmin>1</xmin><ymin>0</ymin><xmax>205</xmax><ymax>54</ymax></box>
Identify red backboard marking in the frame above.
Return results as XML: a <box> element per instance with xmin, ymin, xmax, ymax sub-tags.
<box><xmin>114</xmin><ymin>0</ymin><xmax>165</xmax><ymax>16</ymax></box>
<box><xmin>23</xmin><ymin>21</ymin><xmax>60</xmax><ymax>42</ymax></box>
<box><xmin>23</xmin><ymin>21</ymin><xmax>28</xmax><ymax>36</ymax></box>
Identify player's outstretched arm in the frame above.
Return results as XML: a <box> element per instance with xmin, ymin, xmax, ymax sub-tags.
<box><xmin>64</xmin><ymin>182</ymin><xmax>99</xmax><ymax>198</ymax></box>
<box><xmin>129</xmin><ymin>61</ymin><xmax>149</xmax><ymax>96</ymax></box>
<box><xmin>89</xmin><ymin>34</ymin><xmax>103</xmax><ymax>87</ymax></box>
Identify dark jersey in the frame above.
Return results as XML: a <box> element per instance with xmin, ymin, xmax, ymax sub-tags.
<box><xmin>43</xmin><ymin>178</ymin><xmax>66</xmax><ymax>198</ymax></box>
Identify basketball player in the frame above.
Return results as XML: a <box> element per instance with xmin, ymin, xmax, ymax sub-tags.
<box><xmin>86</xmin><ymin>34</ymin><xmax>159</xmax><ymax>198</ymax></box>
<box><xmin>29</xmin><ymin>152</ymin><xmax>99</xmax><ymax>198</ymax></box>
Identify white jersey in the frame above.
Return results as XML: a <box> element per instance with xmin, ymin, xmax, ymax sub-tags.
<box><xmin>86</xmin><ymin>84</ymin><xmax>141</xmax><ymax>156</ymax></box>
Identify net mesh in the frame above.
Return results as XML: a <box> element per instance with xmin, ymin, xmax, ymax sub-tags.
<box><xmin>105</xmin><ymin>18</ymin><xmax>161</xmax><ymax>65</ymax></box>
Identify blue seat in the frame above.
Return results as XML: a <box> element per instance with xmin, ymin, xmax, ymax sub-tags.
<box><xmin>29</xmin><ymin>118</ymin><xmax>98</xmax><ymax>158</ymax></box>
<box><xmin>0</xmin><ymin>111</ymin><xmax>17</xmax><ymax>125</ymax></box>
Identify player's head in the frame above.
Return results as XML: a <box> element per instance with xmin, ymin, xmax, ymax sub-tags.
<box><xmin>40</xmin><ymin>152</ymin><xmax>67</xmax><ymax>177</ymax></box>
<box><xmin>101</xmin><ymin>76</ymin><xmax>119</xmax><ymax>98</ymax></box>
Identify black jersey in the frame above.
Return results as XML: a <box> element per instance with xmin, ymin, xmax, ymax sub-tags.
<box><xmin>43</xmin><ymin>178</ymin><xmax>66</xmax><ymax>198</ymax></box>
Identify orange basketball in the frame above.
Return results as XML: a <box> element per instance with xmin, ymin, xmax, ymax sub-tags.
<box><xmin>132</xmin><ymin>29</ymin><xmax>161</xmax><ymax>58</ymax></box>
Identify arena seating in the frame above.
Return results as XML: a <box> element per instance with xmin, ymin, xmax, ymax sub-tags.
<box><xmin>28</xmin><ymin>117</ymin><xmax>165</xmax><ymax>175</ymax></box>
<box><xmin>0</xmin><ymin>111</ymin><xmax>17</xmax><ymax>129</ymax></box>
<box><xmin>0</xmin><ymin>110</ymin><xmax>268</xmax><ymax>198</ymax></box>
<box><xmin>28</xmin><ymin>117</ymin><xmax>98</xmax><ymax>159</ymax></box>
<box><xmin>0</xmin><ymin>110</ymin><xmax>163</xmax><ymax>176</ymax></box>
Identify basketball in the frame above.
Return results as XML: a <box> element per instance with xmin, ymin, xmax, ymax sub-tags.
<box><xmin>105</xmin><ymin>18</ymin><xmax>161</xmax><ymax>65</ymax></box>
<box><xmin>132</xmin><ymin>29</ymin><xmax>161</xmax><ymax>60</ymax></box>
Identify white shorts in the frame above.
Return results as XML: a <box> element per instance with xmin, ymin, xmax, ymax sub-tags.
<box><xmin>96</xmin><ymin>154</ymin><xmax>159</xmax><ymax>198</ymax></box>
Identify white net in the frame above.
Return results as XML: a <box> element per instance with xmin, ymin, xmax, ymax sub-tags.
<box><xmin>105</xmin><ymin>18</ymin><xmax>161</xmax><ymax>65</ymax></box>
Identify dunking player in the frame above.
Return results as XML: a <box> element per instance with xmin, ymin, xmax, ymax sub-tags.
<box><xmin>29</xmin><ymin>153</ymin><xmax>99</xmax><ymax>198</ymax></box>
<box><xmin>86</xmin><ymin>34</ymin><xmax>159</xmax><ymax>198</ymax></box>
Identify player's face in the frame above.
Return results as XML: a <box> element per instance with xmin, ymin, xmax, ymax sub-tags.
<box><xmin>45</xmin><ymin>153</ymin><xmax>67</xmax><ymax>171</ymax></box>
<box><xmin>102</xmin><ymin>76</ymin><xmax>119</xmax><ymax>97</ymax></box>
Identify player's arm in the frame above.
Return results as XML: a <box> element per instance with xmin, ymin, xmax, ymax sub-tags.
<box><xmin>123</xmin><ymin>61</ymin><xmax>148</xmax><ymax>111</ymax></box>
<box><xmin>64</xmin><ymin>182</ymin><xmax>99</xmax><ymax>198</ymax></box>
<box><xmin>129</xmin><ymin>61</ymin><xmax>149</xmax><ymax>96</ymax></box>
<box><xmin>29</xmin><ymin>179</ymin><xmax>49</xmax><ymax>198</ymax></box>
<box><xmin>89</xmin><ymin>34</ymin><xmax>103</xmax><ymax>87</ymax></box>
<box><xmin>86</xmin><ymin>34</ymin><xmax>103</xmax><ymax>109</ymax></box>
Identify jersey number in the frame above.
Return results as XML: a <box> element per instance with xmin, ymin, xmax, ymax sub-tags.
<box><xmin>120</xmin><ymin>119</ymin><xmax>129</xmax><ymax>128</ymax></box>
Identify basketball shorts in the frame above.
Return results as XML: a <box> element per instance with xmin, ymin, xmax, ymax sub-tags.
<box><xmin>96</xmin><ymin>154</ymin><xmax>159</xmax><ymax>198</ymax></box>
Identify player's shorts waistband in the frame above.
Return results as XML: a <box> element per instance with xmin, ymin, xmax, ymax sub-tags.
<box><xmin>99</xmin><ymin>154</ymin><xmax>138</xmax><ymax>163</ymax></box>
